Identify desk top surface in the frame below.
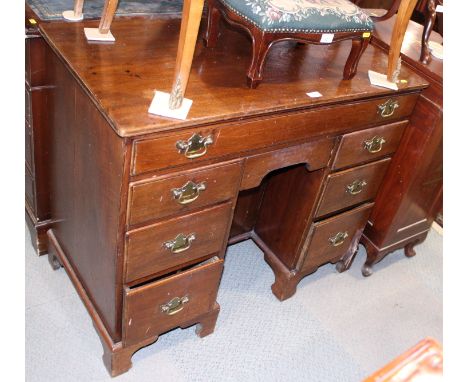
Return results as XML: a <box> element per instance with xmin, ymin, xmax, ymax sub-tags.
<box><xmin>40</xmin><ymin>17</ymin><xmax>427</xmax><ymax>138</ymax></box>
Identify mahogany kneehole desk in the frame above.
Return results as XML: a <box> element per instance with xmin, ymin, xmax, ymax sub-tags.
<box><xmin>38</xmin><ymin>17</ymin><xmax>427</xmax><ymax>376</ymax></box>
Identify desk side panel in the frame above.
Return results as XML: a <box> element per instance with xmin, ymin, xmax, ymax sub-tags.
<box><xmin>365</xmin><ymin>93</ymin><xmax>442</xmax><ymax>247</ymax></box>
<box><xmin>47</xmin><ymin>47</ymin><xmax>127</xmax><ymax>342</ymax></box>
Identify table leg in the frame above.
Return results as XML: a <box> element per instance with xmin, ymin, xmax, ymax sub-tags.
<box><xmin>74</xmin><ymin>0</ymin><xmax>84</xmax><ymax>18</ymax></box>
<box><xmin>98</xmin><ymin>0</ymin><xmax>119</xmax><ymax>34</ymax></box>
<box><xmin>63</xmin><ymin>0</ymin><xmax>84</xmax><ymax>21</ymax></box>
<box><xmin>169</xmin><ymin>0</ymin><xmax>205</xmax><ymax>109</ymax></box>
<box><xmin>387</xmin><ymin>0</ymin><xmax>419</xmax><ymax>81</ymax></box>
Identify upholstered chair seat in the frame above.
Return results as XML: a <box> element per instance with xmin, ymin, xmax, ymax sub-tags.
<box><xmin>204</xmin><ymin>0</ymin><xmax>374</xmax><ymax>87</ymax></box>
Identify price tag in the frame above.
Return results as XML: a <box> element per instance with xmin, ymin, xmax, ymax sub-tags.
<box><xmin>435</xmin><ymin>5</ymin><xmax>443</xmax><ymax>12</ymax></box>
<box><xmin>306</xmin><ymin>91</ymin><xmax>323</xmax><ymax>98</ymax></box>
<box><xmin>368</xmin><ymin>70</ymin><xmax>398</xmax><ymax>90</ymax></box>
<box><xmin>320</xmin><ymin>33</ymin><xmax>334</xmax><ymax>43</ymax></box>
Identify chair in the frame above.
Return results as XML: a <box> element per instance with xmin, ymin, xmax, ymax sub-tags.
<box><xmin>419</xmin><ymin>0</ymin><xmax>443</xmax><ymax>64</ymax></box>
<box><xmin>203</xmin><ymin>0</ymin><xmax>374</xmax><ymax>88</ymax></box>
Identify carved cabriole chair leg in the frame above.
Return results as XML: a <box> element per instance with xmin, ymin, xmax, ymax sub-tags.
<box><xmin>204</xmin><ymin>0</ymin><xmax>222</xmax><ymax>48</ymax></box>
<box><xmin>420</xmin><ymin>0</ymin><xmax>437</xmax><ymax>64</ymax></box>
<box><xmin>246</xmin><ymin>31</ymin><xmax>273</xmax><ymax>89</ymax></box>
<box><xmin>343</xmin><ymin>37</ymin><xmax>370</xmax><ymax>80</ymax></box>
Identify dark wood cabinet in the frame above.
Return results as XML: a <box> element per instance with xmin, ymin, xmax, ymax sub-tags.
<box><xmin>359</xmin><ymin>15</ymin><xmax>443</xmax><ymax>276</ymax></box>
<box><xmin>33</xmin><ymin>16</ymin><xmax>427</xmax><ymax>376</ymax></box>
<box><xmin>25</xmin><ymin>9</ymin><xmax>54</xmax><ymax>255</ymax></box>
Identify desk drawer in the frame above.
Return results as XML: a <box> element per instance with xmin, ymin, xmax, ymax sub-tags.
<box><xmin>316</xmin><ymin>158</ymin><xmax>391</xmax><ymax>217</ymax></box>
<box><xmin>123</xmin><ymin>257</ymin><xmax>223</xmax><ymax>346</ymax></box>
<box><xmin>332</xmin><ymin>121</ymin><xmax>407</xmax><ymax>170</ymax></box>
<box><xmin>125</xmin><ymin>202</ymin><xmax>232</xmax><ymax>283</ymax></box>
<box><xmin>132</xmin><ymin>93</ymin><xmax>418</xmax><ymax>175</ymax></box>
<box><xmin>302</xmin><ymin>203</ymin><xmax>373</xmax><ymax>272</ymax></box>
<box><xmin>128</xmin><ymin>161</ymin><xmax>241</xmax><ymax>226</ymax></box>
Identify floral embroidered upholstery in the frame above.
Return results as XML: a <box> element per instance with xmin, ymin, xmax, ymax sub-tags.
<box><xmin>219</xmin><ymin>0</ymin><xmax>373</xmax><ymax>33</ymax></box>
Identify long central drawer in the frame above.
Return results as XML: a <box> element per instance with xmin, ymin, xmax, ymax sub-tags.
<box><xmin>132</xmin><ymin>93</ymin><xmax>419</xmax><ymax>175</ymax></box>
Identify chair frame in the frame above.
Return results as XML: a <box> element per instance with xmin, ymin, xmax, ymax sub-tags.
<box><xmin>203</xmin><ymin>0</ymin><xmax>371</xmax><ymax>88</ymax></box>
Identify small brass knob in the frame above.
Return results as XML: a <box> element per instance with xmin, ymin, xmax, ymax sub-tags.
<box><xmin>163</xmin><ymin>233</ymin><xmax>196</xmax><ymax>253</ymax></box>
<box><xmin>176</xmin><ymin>133</ymin><xmax>213</xmax><ymax>159</ymax></box>
<box><xmin>160</xmin><ymin>296</ymin><xmax>189</xmax><ymax>315</ymax></box>
<box><xmin>378</xmin><ymin>99</ymin><xmax>399</xmax><ymax>118</ymax></box>
<box><xmin>363</xmin><ymin>136</ymin><xmax>386</xmax><ymax>153</ymax></box>
<box><xmin>329</xmin><ymin>231</ymin><xmax>349</xmax><ymax>247</ymax></box>
<box><xmin>172</xmin><ymin>181</ymin><xmax>206</xmax><ymax>204</ymax></box>
<box><xmin>346</xmin><ymin>180</ymin><xmax>367</xmax><ymax>195</ymax></box>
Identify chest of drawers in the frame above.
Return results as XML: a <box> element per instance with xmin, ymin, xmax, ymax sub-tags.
<box><xmin>37</xmin><ymin>16</ymin><xmax>426</xmax><ymax>376</ymax></box>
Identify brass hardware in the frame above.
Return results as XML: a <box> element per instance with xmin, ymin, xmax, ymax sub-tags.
<box><xmin>346</xmin><ymin>180</ymin><xmax>367</xmax><ymax>195</ymax></box>
<box><xmin>329</xmin><ymin>231</ymin><xmax>349</xmax><ymax>247</ymax></box>
<box><xmin>172</xmin><ymin>181</ymin><xmax>206</xmax><ymax>204</ymax></box>
<box><xmin>160</xmin><ymin>296</ymin><xmax>189</xmax><ymax>315</ymax></box>
<box><xmin>176</xmin><ymin>133</ymin><xmax>213</xmax><ymax>159</ymax></box>
<box><xmin>163</xmin><ymin>233</ymin><xmax>196</xmax><ymax>253</ymax></box>
<box><xmin>378</xmin><ymin>99</ymin><xmax>399</xmax><ymax>117</ymax></box>
<box><xmin>363</xmin><ymin>136</ymin><xmax>386</xmax><ymax>153</ymax></box>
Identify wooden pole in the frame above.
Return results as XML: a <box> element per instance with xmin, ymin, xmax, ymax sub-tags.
<box><xmin>168</xmin><ymin>0</ymin><xmax>205</xmax><ymax>109</ymax></box>
<box><xmin>98</xmin><ymin>0</ymin><xmax>119</xmax><ymax>34</ymax></box>
<box><xmin>74</xmin><ymin>0</ymin><xmax>85</xmax><ymax>18</ymax></box>
<box><xmin>387</xmin><ymin>0</ymin><xmax>419</xmax><ymax>81</ymax></box>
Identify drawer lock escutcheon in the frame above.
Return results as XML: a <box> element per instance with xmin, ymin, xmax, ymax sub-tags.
<box><xmin>160</xmin><ymin>296</ymin><xmax>189</xmax><ymax>315</ymax></box>
<box><xmin>346</xmin><ymin>180</ymin><xmax>367</xmax><ymax>195</ymax></box>
<box><xmin>378</xmin><ymin>99</ymin><xmax>399</xmax><ymax>118</ymax></box>
<box><xmin>329</xmin><ymin>231</ymin><xmax>349</xmax><ymax>247</ymax></box>
<box><xmin>172</xmin><ymin>181</ymin><xmax>206</xmax><ymax>204</ymax></box>
<box><xmin>363</xmin><ymin>136</ymin><xmax>386</xmax><ymax>153</ymax></box>
<box><xmin>163</xmin><ymin>233</ymin><xmax>196</xmax><ymax>253</ymax></box>
<box><xmin>176</xmin><ymin>133</ymin><xmax>213</xmax><ymax>159</ymax></box>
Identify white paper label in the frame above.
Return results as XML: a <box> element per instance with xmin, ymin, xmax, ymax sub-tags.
<box><xmin>148</xmin><ymin>91</ymin><xmax>193</xmax><ymax>120</ymax></box>
<box><xmin>320</xmin><ymin>33</ymin><xmax>334</xmax><ymax>43</ymax></box>
<box><xmin>306</xmin><ymin>91</ymin><xmax>323</xmax><ymax>98</ymax></box>
<box><xmin>435</xmin><ymin>5</ymin><xmax>443</xmax><ymax>12</ymax></box>
<box><xmin>368</xmin><ymin>70</ymin><xmax>399</xmax><ymax>90</ymax></box>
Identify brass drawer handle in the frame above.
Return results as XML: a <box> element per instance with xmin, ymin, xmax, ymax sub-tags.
<box><xmin>346</xmin><ymin>180</ymin><xmax>367</xmax><ymax>195</ymax></box>
<box><xmin>172</xmin><ymin>181</ymin><xmax>206</xmax><ymax>204</ymax></box>
<box><xmin>176</xmin><ymin>133</ymin><xmax>213</xmax><ymax>159</ymax></box>
<box><xmin>363</xmin><ymin>136</ymin><xmax>386</xmax><ymax>153</ymax></box>
<box><xmin>378</xmin><ymin>99</ymin><xmax>399</xmax><ymax>118</ymax></box>
<box><xmin>329</xmin><ymin>231</ymin><xmax>349</xmax><ymax>247</ymax></box>
<box><xmin>163</xmin><ymin>233</ymin><xmax>196</xmax><ymax>253</ymax></box>
<box><xmin>160</xmin><ymin>296</ymin><xmax>189</xmax><ymax>315</ymax></box>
